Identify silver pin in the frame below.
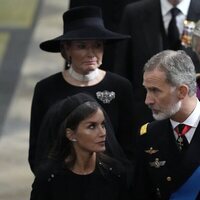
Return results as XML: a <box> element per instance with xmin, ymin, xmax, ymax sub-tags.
<box><xmin>149</xmin><ymin>158</ymin><xmax>166</xmax><ymax>168</ymax></box>
<box><xmin>177</xmin><ymin>136</ymin><xmax>184</xmax><ymax>150</ymax></box>
<box><xmin>145</xmin><ymin>147</ymin><xmax>159</xmax><ymax>155</ymax></box>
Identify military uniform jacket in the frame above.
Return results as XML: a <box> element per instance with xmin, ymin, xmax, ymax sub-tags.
<box><xmin>134</xmin><ymin>119</ymin><xmax>200</xmax><ymax>200</ymax></box>
<box><xmin>114</xmin><ymin>0</ymin><xmax>200</xmax><ymax>134</ymax></box>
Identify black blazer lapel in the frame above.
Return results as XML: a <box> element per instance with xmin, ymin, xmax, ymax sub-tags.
<box><xmin>183</xmin><ymin>123</ymin><xmax>200</xmax><ymax>167</ymax></box>
<box><xmin>187</xmin><ymin>0</ymin><xmax>200</xmax><ymax>21</ymax></box>
<box><xmin>184</xmin><ymin>0</ymin><xmax>200</xmax><ymax>73</ymax></box>
<box><xmin>170</xmin><ymin>122</ymin><xmax>200</xmax><ymax>193</ymax></box>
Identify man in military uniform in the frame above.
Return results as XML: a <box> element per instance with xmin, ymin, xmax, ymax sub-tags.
<box><xmin>134</xmin><ymin>50</ymin><xmax>200</xmax><ymax>199</ymax></box>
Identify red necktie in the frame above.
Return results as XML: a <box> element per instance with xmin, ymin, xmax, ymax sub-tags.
<box><xmin>174</xmin><ymin>124</ymin><xmax>191</xmax><ymax>151</ymax></box>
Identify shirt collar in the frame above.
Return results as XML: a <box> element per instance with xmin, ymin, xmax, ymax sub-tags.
<box><xmin>170</xmin><ymin>98</ymin><xmax>200</xmax><ymax>129</ymax></box>
<box><xmin>160</xmin><ymin>0</ymin><xmax>191</xmax><ymax>16</ymax></box>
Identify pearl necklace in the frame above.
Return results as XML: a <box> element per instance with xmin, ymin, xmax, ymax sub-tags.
<box><xmin>68</xmin><ymin>67</ymin><xmax>99</xmax><ymax>82</ymax></box>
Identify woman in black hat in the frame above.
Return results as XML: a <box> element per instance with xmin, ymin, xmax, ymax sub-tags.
<box><xmin>29</xmin><ymin>6</ymin><xmax>135</xmax><ymax>174</ymax></box>
<box><xmin>30</xmin><ymin>93</ymin><xmax>132</xmax><ymax>200</ymax></box>
<box><xmin>69</xmin><ymin>0</ymin><xmax>143</xmax><ymax>71</ymax></box>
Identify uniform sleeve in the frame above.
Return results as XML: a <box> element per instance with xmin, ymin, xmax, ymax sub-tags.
<box><xmin>117</xmin><ymin>165</ymin><xmax>133</xmax><ymax>200</ymax></box>
<box><xmin>119</xmin><ymin>182</ymin><xmax>132</xmax><ymax>200</ymax></box>
<box><xmin>133</xmin><ymin>124</ymin><xmax>154</xmax><ymax>200</ymax></box>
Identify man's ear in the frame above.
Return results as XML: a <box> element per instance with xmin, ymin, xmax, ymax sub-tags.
<box><xmin>177</xmin><ymin>84</ymin><xmax>189</xmax><ymax>99</ymax></box>
<box><xmin>66</xmin><ymin>128</ymin><xmax>77</xmax><ymax>142</ymax></box>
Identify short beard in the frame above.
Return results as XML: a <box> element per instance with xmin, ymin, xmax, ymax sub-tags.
<box><xmin>152</xmin><ymin>101</ymin><xmax>182</xmax><ymax>120</ymax></box>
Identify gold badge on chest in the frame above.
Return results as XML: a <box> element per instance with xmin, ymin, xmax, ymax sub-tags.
<box><xmin>145</xmin><ymin>147</ymin><xmax>159</xmax><ymax>155</ymax></box>
<box><xmin>149</xmin><ymin>158</ymin><xmax>166</xmax><ymax>168</ymax></box>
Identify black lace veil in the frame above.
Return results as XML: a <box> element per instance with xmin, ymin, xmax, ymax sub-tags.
<box><xmin>35</xmin><ymin>93</ymin><xmax>126</xmax><ymax>165</ymax></box>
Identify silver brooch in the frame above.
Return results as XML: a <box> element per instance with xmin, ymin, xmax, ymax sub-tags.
<box><xmin>149</xmin><ymin>158</ymin><xmax>166</xmax><ymax>168</ymax></box>
<box><xmin>145</xmin><ymin>147</ymin><xmax>159</xmax><ymax>155</ymax></box>
<box><xmin>96</xmin><ymin>90</ymin><xmax>115</xmax><ymax>104</ymax></box>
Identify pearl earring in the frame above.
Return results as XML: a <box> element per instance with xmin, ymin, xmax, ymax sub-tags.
<box><xmin>67</xmin><ymin>57</ymin><xmax>71</xmax><ymax>68</ymax></box>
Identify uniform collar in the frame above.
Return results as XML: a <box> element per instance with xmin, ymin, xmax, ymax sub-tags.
<box><xmin>170</xmin><ymin>98</ymin><xmax>200</xmax><ymax>129</ymax></box>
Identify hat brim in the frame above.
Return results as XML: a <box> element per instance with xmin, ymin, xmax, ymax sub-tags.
<box><xmin>40</xmin><ymin>28</ymin><xmax>130</xmax><ymax>52</ymax></box>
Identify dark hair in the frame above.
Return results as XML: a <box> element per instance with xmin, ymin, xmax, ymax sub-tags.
<box><xmin>35</xmin><ymin>93</ymin><xmax>132</xmax><ymax>184</ymax></box>
<box><xmin>66</xmin><ymin>101</ymin><xmax>100</xmax><ymax>130</ymax></box>
<box><xmin>48</xmin><ymin>101</ymin><xmax>104</xmax><ymax>168</ymax></box>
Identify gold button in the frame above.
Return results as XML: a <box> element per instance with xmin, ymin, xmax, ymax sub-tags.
<box><xmin>166</xmin><ymin>176</ymin><xmax>172</xmax><ymax>181</ymax></box>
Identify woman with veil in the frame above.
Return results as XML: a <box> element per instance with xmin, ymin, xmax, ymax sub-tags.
<box><xmin>29</xmin><ymin>6</ymin><xmax>135</xmax><ymax>174</ymax></box>
<box><xmin>30</xmin><ymin>93</ymin><xmax>133</xmax><ymax>200</ymax></box>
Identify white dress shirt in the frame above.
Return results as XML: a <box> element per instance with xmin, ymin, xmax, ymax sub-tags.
<box><xmin>160</xmin><ymin>0</ymin><xmax>191</xmax><ymax>36</ymax></box>
<box><xmin>170</xmin><ymin>98</ymin><xmax>200</xmax><ymax>143</ymax></box>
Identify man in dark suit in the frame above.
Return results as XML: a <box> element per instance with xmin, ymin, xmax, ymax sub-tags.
<box><xmin>114</xmin><ymin>0</ymin><xmax>200</xmax><ymax>134</ymax></box>
<box><xmin>134</xmin><ymin>50</ymin><xmax>200</xmax><ymax>199</ymax></box>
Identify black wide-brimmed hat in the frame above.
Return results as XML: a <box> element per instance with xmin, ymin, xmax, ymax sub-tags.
<box><xmin>40</xmin><ymin>6</ymin><xmax>130</xmax><ymax>52</ymax></box>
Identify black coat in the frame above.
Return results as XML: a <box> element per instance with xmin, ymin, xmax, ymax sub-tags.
<box><xmin>30</xmin><ymin>160</ymin><xmax>132</xmax><ymax>200</ymax></box>
<box><xmin>134</xmin><ymin>119</ymin><xmax>200</xmax><ymax>199</ymax></box>
<box><xmin>29</xmin><ymin>72</ymin><xmax>135</xmax><ymax>173</ymax></box>
<box><xmin>114</xmin><ymin>0</ymin><xmax>200</xmax><ymax>133</ymax></box>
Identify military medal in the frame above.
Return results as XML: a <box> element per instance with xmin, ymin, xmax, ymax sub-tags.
<box><xmin>181</xmin><ymin>20</ymin><xmax>196</xmax><ymax>47</ymax></box>
<box><xmin>174</xmin><ymin>124</ymin><xmax>191</xmax><ymax>151</ymax></box>
<box><xmin>145</xmin><ymin>147</ymin><xmax>159</xmax><ymax>155</ymax></box>
<box><xmin>177</xmin><ymin>136</ymin><xmax>184</xmax><ymax>151</ymax></box>
<box><xmin>149</xmin><ymin>158</ymin><xmax>166</xmax><ymax>168</ymax></box>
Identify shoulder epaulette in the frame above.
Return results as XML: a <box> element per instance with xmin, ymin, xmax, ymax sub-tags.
<box><xmin>140</xmin><ymin>123</ymin><xmax>149</xmax><ymax>135</ymax></box>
